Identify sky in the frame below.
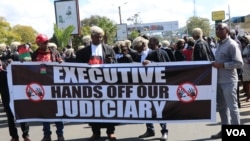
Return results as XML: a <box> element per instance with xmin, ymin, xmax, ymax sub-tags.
<box><xmin>0</xmin><ymin>0</ymin><xmax>249</xmax><ymax>38</ymax></box>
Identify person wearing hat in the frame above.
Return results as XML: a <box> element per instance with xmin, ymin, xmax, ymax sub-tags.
<box><xmin>32</xmin><ymin>34</ymin><xmax>64</xmax><ymax>141</ymax></box>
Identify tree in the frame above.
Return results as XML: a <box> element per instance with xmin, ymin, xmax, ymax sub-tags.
<box><xmin>128</xmin><ymin>30</ymin><xmax>140</xmax><ymax>41</ymax></box>
<box><xmin>97</xmin><ymin>17</ymin><xmax>117</xmax><ymax>44</ymax></box>
<box><xmin>127</xmin><ymin>13</ymin><xmax>142</xmax><ymax>26</ymax></box>
<box><xmin>186</xmin><ymin>17</ymin><xmax>211</xmax><ymax>37</ymax></box>
<box><xmin>127</xmin><ymin>13</ymin><xmax>142</xmax><ymax>38</ymax></box>
<box><xmin>81</xmin><ymin>25</ymin><xmax>91</xmax><ymax>36</ymax></box>
<box><xmin>81</xmin><ymin>15</ymin><xmax>117</xmax><ymax>45</ymax></box>
<box><xmin>81</xmin><ymin>15</ymin><xmax>101</xmax><ymax>27</ymax></box>
<box><xmin>53</xmin><ymin>24</ymin><xmax>75</xmax><ymax>51</ymax></box>
<box><xmin>12</xmin><ymin>25</ymin><xmax>37</xmax><ymax>43</ymax></box>
<box><xmin>0</xmin><ymin>17</ymin><xmax>20</xmax><ymax>44</ymax></box>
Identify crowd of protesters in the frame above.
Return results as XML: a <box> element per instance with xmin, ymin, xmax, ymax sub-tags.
<box><xmin>0</xmin><ymin>22</ymin><xmax>249</xmax><ymax>141</ymax></box>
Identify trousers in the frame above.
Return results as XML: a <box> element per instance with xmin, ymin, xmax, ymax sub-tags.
<box><xmin>42</xmin><ymin>122</ymin><xmax>64</xmax><ymax>136</ymax></box>
<box><xmin>217</xmin><ymin>82</ymin><xmax>241</xmax><ymax>125</ymax></box>
<box><xmin>89</xmin><ymin>123</ymin><xmax>116</xmax><ymax>135</ymax></box>
<box><xmin>0</xmin><ymin>71</ymin><xmax>29</xmax><ymax>139</ymax></box>
<box><xmin>146</xmin><ymin>123</ymin><xmax>168</xmax><ymax>134</ymax></box>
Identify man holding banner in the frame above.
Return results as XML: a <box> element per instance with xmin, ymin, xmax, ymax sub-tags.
<box><xmin>75</xmin><ymin>26</ymin><xmax>117</xmax><ymax>141</ymax></box>
<box><xmin>211</xmin><ymin>23</ymin><xmax>243</xmax><ymax>139</ymax></box>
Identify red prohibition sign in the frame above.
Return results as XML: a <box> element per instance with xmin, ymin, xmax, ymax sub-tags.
<box><xmin>176</xmin><ymin>82</ymin><xmax>198</xmax><ymax>103</ymax></box>
<box><xmin>26</xmin><ymin>82</ymin><xmax>45</xmax><ymax>102</ymax></box>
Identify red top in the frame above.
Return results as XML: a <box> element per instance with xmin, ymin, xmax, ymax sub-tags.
<box><xmin>183</xmin><ymin>48</ymin><xmax>193</xmax><ymax>61</ymax></box>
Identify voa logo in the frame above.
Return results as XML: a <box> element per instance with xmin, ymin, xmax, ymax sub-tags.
<box><xmin>226</xmin><ymin>129</ymin><xmax>246</xmax><ymax>136</ymax></box>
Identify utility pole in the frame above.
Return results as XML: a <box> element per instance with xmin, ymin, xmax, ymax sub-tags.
<box><xmin>228</xmin><ymin>5</ymin><xmax>231</xmax><ymax>30</ymax></box>
<box><xmin>115</xmin><ymin>2</ymin><xmax>127</xmax><ymax>24</ymax></box>
<box><xmin>118</xmin><ymin>6</ymin><xmax>122</xmax><ymax>24</ymax></box>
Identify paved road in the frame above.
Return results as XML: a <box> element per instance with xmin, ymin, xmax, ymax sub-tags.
<box><xmin>0</xmin><ymin>93</ymin><xmax>249</xmax><ymax>141</ymax></box>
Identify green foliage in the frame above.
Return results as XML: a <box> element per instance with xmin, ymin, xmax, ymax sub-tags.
<box><xmin>0</xmin><ymin>17</ymin><xmax>37</xmax><ymax>45</ymax></box>
<box><xmin>12</xmin><ymin>24</ymin><xmax>37</xmax><ymax>43</ymax></box>
<box><xmin>1</xmin><ymin>14</ymin><xmax>215</xmax><ymax>49</ymax></box>
<box><xmin>81</xmin><ymin>15</ymin><xmax>102</xmax><ymax>26</ymax></box>
<box><xmin>81</xmin><ymin>15</ymin><xmax>117</xmax><ymax>45</ymax></box>
<box><xmin>128</xmin><ymin>30</ymin><xmax>140</xmax><ymax>41</ymax></box>
<box><xmin>97</xmin><ymin>17</ymin><xmax>117</xmax><ymax>44</ymax></box>
<box><xmin>81</xmin><ymin>25</ymin><xmax>91</xmax><ymax>36</ymax></box>
<box><xmin>71</xmin><ymin>34</ymin><xmax>83</xmax><ymax>51</ymax></box>
<box><xmin>186</xmin><ymin>16</ymin><xmax>211</xmax><ymax>37</ymax></box>
<box><xmin>0</xmin><ymin>17</ymin><xmax>17</xmax><ymax>44</ymax></box>
<box><xmin>53</xmin><ymin>24</ymin><xmax>75</xmax><ymax>51</ymax></box>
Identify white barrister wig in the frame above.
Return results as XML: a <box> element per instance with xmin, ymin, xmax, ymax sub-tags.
<box><xmin>10</xmin><ymin>41</ymin><xmax>21</xmax><ymax>52</ymax></box>
<box><xmin>0</xmin><ymin>43</ymin><xmax>7</xmax><ymax>53</ymax></box>
<box><xmin>162</xmin><ymin>40</ymin><xmax>170</xmax><ymax>47</ymax></box>
<box><xmin>64</xmin><ymin>48</ymin><xmax>75</xmax><ymax>55</ymax></box>
<box><xmin>78</xmin><ymin>45</ymin><xmax>85</xmax><ymax>50</ymax></box>
<box><xmin>48</xmin><ymin>42</ymin><xmax>57</xmax><ymax>49</ymax></box>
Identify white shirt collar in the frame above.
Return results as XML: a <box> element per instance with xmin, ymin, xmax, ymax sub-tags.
<box><xmin>91</xmin><ymin>44</ymin><xmax>102</xmax><ymax>56</ymax></box>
